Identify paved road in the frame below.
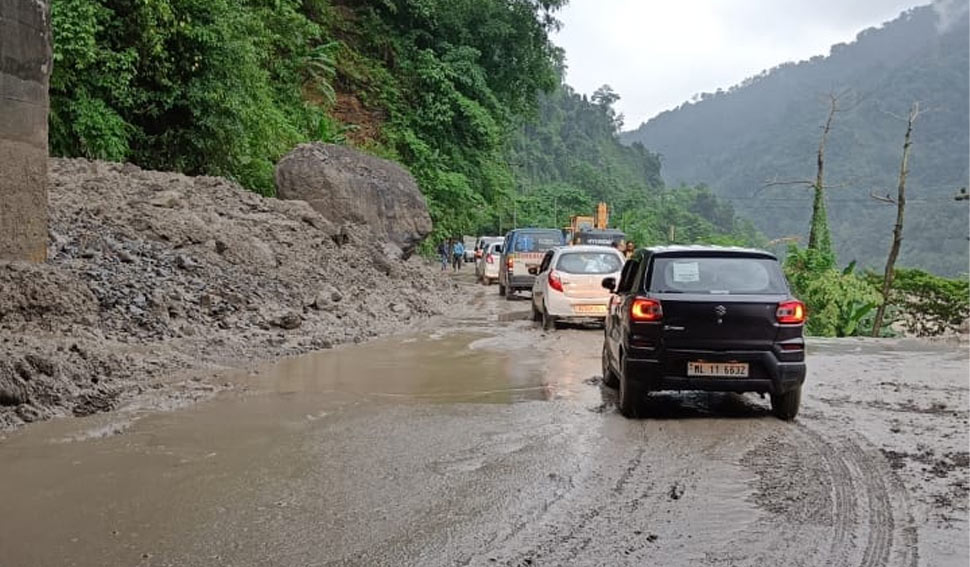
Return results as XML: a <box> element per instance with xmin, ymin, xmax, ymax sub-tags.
<box><xmin>0</xmin><ymin>281</ymin><xmax>966</xmax><ymax>566</ymax></box>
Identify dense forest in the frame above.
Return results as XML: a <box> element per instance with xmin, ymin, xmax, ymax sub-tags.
<box><xmin>48</xmin><ymin>0</ymin><xmax>754</xmax><ymax>249</ymax></box>
<box><xmin>623</xmin><ymin>3</ymin><xmax>970</xmax><ymax>276</ymax></box>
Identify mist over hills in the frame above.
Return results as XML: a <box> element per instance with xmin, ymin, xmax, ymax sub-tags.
<box><xmin>622</xmin><ymin>2</ymin><xmax>969</xmax><ymax>276</ymax></box>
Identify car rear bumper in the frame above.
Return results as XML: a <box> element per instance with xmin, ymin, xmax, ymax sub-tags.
<box><xmin>508</xmin><ymin>275</ymin><xmax>537</xmax><ymax>289</ymax></box>
<box><xmin>624</xmin><ymin>348</ymin><xmax>805</xmax><ymax>395</ymax></box>
<box><xmin>546</xmin><ymin>293</ymin><xmax>610</xmax><ymax>319</ymax></box>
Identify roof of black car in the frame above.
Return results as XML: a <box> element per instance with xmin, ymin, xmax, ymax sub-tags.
<box><xmin>642</xmin><ymin>245</ymin><xmax>777</xmax><ymax>259</ymax></box>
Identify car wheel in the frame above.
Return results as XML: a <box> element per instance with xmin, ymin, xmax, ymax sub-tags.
<box><xmin>505</xmin><ymin>288</ymin><xmax>516</xmax><ymax>301</ymax></box>
<box><xmin>601</xmin><ymin>342</ymin><xmax>619</xmax><ymax>388</ymax></box>
<box><xmin>770</xmin><ymin>386</ymin><xmax>801</xmax><ymax>420</ymax></box>
<box><xmin>542</xmin><ymin>304</ymin><xmax>557</xmax><ymax>331</ymax></box>
<box><xmin>531</xmin><ymin>302</ymin><xmax>541</xmax><ymax>322</ymax></box>
<box><xmin>499</xmin><ymin>283</ymin><xmax>506</xmax><ymax>297</ymax></box>
<box><xmin>618</xmin><ymin>354</ymin><xmax>646</xmax><ymax>418</ymax></box>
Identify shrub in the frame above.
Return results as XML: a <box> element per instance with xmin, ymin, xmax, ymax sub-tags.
<box><xmin>784</xmin><ymin>246</ymin><xmax>881</xmax><ymax>337</ymax></box>
<box><xmin>868</xmin><ymin>268</ymin><xmax>970</xmax><ymax>337</ymax></box>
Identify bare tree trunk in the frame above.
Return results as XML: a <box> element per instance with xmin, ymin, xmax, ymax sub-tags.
<box><xmin>0</xmin><ymin>0</ymin><xmax>52</xmax><ymax>262</ymax></box>
<box><xmin>872</xmin><ymin>102</ymin><xmax>920</xmax><ymax>337</ymax></box>
<box><xmin>808</xmin><ymin>94</ymin><xmax>838</xmax><ymax>254</ymax></box>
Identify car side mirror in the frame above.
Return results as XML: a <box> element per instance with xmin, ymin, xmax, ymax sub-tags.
<box><xmin>528</xmin><ymin>266</ymin><xmax>539</xmax><ymax>276</ymax></box>
<box><xmin>601</xmin><ymin>277</ymin><xmax>617</xmax><ymax>291</ymax></box>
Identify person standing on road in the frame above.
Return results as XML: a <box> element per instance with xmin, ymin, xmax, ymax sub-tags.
<box><xmin>625</xmin><ymin>241</ymin><xmax>636</xmax><ymax>259</ymax></box>
<box><xmin>452</xmin><ymin>240</ymin><xmax>465</xmax><ymax>271</ymax></box>
<box><xmin>439</xmin><ymin>240</ymin><xmax>450</xmax><ymax>271</ymax></box>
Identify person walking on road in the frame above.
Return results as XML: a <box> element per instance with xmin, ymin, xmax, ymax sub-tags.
<box><xmin>452</xmin><ymin>240</ymin><xmax>465</xmax><ymax>271</ymax></box>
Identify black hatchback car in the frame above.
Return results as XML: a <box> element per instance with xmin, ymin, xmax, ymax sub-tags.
<box><xmin>601</xmin><ymin>246</ymin><xmax>806</xmax><ymax>420</ymax></box>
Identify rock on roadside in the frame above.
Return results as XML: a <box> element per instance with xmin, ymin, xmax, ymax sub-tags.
<box><xmin>274</xmin><ymin>143</ymin><xmax>432</xmax><ymax>259</ymax></box>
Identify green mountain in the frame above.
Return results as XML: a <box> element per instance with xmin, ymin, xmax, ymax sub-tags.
<box><xmin>504</xmin><ymin>83</ymin><xmax>763</xmax><ymax>247</ymax></box>
<box><xmin>622</xmin><ymin>3</ymin><xmax>969</xmax><ymax>276</ymax></box>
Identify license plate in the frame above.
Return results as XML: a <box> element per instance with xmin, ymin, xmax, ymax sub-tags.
<box><xmin>574</xmin><ymin>304</ymin><xmax>607</xmax><ymax>314</ymax></box>
<box><xmin>687</xmin><ymin>361</ymin><xmax>749</xmax><ymax>377</ymax></box>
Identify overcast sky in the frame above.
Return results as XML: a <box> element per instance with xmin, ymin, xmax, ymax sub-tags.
<box><xmin>554</xmin><ymin>0</ymin><xmax>926</xmax><ymax>128</ymax></box>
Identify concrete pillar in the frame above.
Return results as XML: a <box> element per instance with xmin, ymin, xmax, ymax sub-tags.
<box><xmin>0</xmin><ymin>0</ymin><xmax>51</xmax><ymax>262</ymax></box>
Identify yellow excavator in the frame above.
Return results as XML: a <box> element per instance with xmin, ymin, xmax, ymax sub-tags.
<box><xmin>564</xmin><ymin>203</ymin><xmax>624</xmax><ymax>246</ymax></box>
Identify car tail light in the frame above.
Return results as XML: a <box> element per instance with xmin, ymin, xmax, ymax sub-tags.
<box><xmin>507</xmin><ymin>256</ymin><xmax>514</xmax><ymax>269</ymax></box>
<box><xmin>548</xmin><ymin>270</ymin><xmax>564</xmax><ymax>292</ymax></box>
<box><xmin>630</xmin><ymin>298</ymin><xmax>662</xmax><ymax>322</ymax></box>
<box><xmin>486</xmin><ymin>254</ymin><xmax>494</xmax><ymax>264</ymax></box>
<box><xmin>776</xmin><ymin>300</ymin><xmax>806</xmax><ymax>324</ymax></box>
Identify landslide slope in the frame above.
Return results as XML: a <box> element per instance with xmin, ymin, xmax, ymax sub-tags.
<box><xmin>0</xmin><ymin>159</ymin><xmax>459</xmax><ymax>430</ymax></box>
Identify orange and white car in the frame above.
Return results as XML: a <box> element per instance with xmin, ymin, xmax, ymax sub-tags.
<box><xmin>530</xmin><ymin>245</ymin><xmax>625</xmax><ymax>330</ymax></box>
<box><xmin>475</xmin><ymin>241</ymin><xmax>503</xmax><ymax>284</ymax></box>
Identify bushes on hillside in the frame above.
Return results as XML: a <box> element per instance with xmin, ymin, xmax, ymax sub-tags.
<box><xmin>867</xmin><ymin>268</ymin><xmax>970</xmax><ymax>337</ymax></box>
<box><xmin>785</xmin><ymin>246</ymin><xmax>969</xmax><ymax>337</ymax></box>
<box><xmin>50</xmin><ymin>0</ymin><xmax>330</xmax><ymax>193</ymax></box>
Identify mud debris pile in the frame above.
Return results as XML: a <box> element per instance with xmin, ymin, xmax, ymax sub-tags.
<box><xmin>0</xmin><ymin>159</ymin><xmax>460</xmax><ymax>429</ymax></box>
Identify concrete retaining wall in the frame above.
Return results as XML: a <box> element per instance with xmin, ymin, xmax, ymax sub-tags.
<box><xmin>0</xmin><ymin>0</ymin><xmax>51</xmax><ymax>262</ymax></box>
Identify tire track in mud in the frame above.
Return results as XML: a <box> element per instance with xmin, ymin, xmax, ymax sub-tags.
<box><xmin>469</xmin><ymin>417</ymin><xmax>918</xmax><ymax>567</ymax></box>
<box><xmin>470</xmin><ymin>437</ymin><xmax>658</xmax><ymax>567</ymax></box>
<box><xmin>745</xmin><ymin>423</ymin><xmax>918</xmax><ymax>567</ymax></box>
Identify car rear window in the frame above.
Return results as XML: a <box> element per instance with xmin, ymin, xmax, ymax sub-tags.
<box><xmin>556</xmin><ymin>252</ymin><xmax>623</xmax><ymax>274</ymax></box>
<box><xmin>511</xmin><ymin>231</ymin><xmax>563</xmax><ymax>252</ymax></box>
<box><xmin>649</xmin><ymin>256</ymin><xmax>788</xmax><ymax>295</ymax></box>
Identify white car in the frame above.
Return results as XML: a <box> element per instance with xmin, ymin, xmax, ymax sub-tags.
<box><xmin>529</xmin><ymin>246</ymin><xmax>625</xmax><ymax>330</ymax></box>
<box><xmin>476</xmin><ymin>242</ymin><xmax>503</xmax><ymax>284</ymax></box>
<box><xmin>473</xmin><ymin>236</ymin><xmax>504</xmax><ymax>263</ymax></box>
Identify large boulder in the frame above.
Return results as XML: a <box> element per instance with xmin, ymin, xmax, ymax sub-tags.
<box><xmin>274</xmin><ymin>143</ymin><xmax>432</xmax><ymax>259</ymax></box>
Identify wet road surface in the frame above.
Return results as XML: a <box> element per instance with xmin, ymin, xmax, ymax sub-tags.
<box><xmin>0</xmin><ymin>281</ymin><xmax>967</xmax><ymax>566</ymax></box>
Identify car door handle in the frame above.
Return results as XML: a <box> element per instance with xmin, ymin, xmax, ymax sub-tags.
<box><xmin>663</xmin><ymin>325</ymin><xmax>685</xmax><ymax>331</ymax></box>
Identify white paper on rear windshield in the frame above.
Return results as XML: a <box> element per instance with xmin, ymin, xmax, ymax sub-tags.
<box><xmin>672</xmin><ymin>262</ymin><xmax>700</xmax><ymax>282</ymax></box>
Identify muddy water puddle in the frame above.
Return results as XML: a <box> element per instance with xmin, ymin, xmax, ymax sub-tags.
<box><xmin>234</xmin><ymin>330</ymin><xmax>596</xmax><ymax>404</ymax></box>
<box><xmin>0</xmin><ymin>328</ymin><xmax>603</xmax><ymax>565</ymax></box>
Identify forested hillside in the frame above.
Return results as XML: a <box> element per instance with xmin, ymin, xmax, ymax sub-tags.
<box><xmin>50</xmin><ymin>0</ymin><xmax>567</xmax><ymax>238</ymax></box>
<box><xmin>623</xmin><ymin>3</ymin><xmax>969</xmax><ymax>276</ymax></box>
<box><xmin>48</xmin><ymin>0</ymin><xmax>756</xmax><ymax>249</ymax></box>
<box><xmin>506</xmin><ymin>84</ymin><xmax>762</xmax><ymax>246</ymax></box>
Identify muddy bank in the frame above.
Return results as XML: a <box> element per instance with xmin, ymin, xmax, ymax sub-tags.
<box><xmin>0</xmin><ymin>158</ymin><xmax>461</xmax><ymax>429</ymax></box>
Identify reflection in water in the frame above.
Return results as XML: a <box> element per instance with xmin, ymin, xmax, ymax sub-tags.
<box><xmin>246</xmin><ymin>330</ymin><xmax>595</xmax><ymax>404</ymax></box>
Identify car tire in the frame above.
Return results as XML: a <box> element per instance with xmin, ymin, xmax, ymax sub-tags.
<box><xmin>542</xmin><ymin>305</ymin><xmax>557</xmax><ymax>331</ymax></box>
<box><xmin>531</xmin><ymin>302</ymin><xmax>541</xmax><ymax>322</ymax></box>
<box><xmin>602</xmin><ymin>343</ymin><xmax>619</xmax><ymax>388</ymax></box>
<box><xmin>505</xmin><ymin>288</ymin><xmax>515</xmax><ymax>301</ymax></box>
<box><xmin>499</xmin><ymin>283</ymin><xmax>506</xmax><ymax>297</ymax></box>
<box><xmin>770</xmin><ymin>386</ymin><xmax>801</xmax><ymax>420</ymax></box>
<box><xmin>618</xmin><ymin>354</ymin><xmax>646</xmax><ymax>418</ymax></box>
